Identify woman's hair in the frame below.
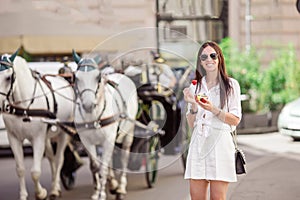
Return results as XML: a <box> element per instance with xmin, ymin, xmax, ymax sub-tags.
<box><xmin>195</xmin><ymin>41</ymin><xmax>232</xmax><ymax>108</ymax></box>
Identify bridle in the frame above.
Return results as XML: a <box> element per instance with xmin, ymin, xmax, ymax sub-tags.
<box><xmin>74</xmin><ymin>61</ymin><xmax>131</xmax><ymax>130</ymax></box>
<box><xmin>0</xmin><ymin>58</ymin><xmax>16</xmax><ymax>110</ymax></box>
<box><xmin>74</xmin><ymin>63</ymin><xmax>101</xmax><ymax>113</ymax></box>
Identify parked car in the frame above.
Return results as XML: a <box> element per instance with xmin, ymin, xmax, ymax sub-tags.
<box><xmin>277</xmin><ymin>98</ymin><xmax>300</xmax><ymax>141</ymax></box>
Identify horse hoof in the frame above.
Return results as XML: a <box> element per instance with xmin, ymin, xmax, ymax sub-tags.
<box><xmin>20</xmin><ymin>194</ymin><xmax>28</xmax><ymax>200</ymax></box>
<box><xmin>110</xmin><ymin>188</ymin><xmax>117</xmax><ymax>195</ymax></box>
<box><xmin>91</xmin><ymin>193</ymin><xmax>100</xmax><ymax>200</ymax></box>
<box><xmin>109</xmin><ymin>179</ymin><xmax>119</xmax><ymax>194</ymax></box>
<box><xmin>35</xmin><ymin>196</ymin><xmax>47</xmax><ymax>200</ymax></box>
<box><xmin>116</xmin><ymin>193</ymin><xmax>126</xmax><ymax>200</ymax></box>
<box><xmin>35</xmin><ymin>188</ymin><xmax>47</xmax><ymax>200</ymax></box>
<box><xmin>49</xmin><ymin>194</ymin><xmax>58</xmax><ymax>200</ymax></box>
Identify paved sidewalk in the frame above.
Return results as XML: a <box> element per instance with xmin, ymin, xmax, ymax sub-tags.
<box><xmin>237</xmin><ymin>132</ymin><xmax>300</xmax><ymax>155</ymax></box>
<box><xmin>228</xmin><ymin>154</ymin><xmax>300</xmax><ymax>200</ymax></box>
<box><xmin>227</xmin><ymin>132</ymin><xmax>300</xmax><ymax>200</ymax></box>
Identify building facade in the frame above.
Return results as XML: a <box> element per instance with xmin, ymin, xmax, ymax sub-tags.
<box><xmin>229</xmin><ymin>0</ymin><xmax>300</xmax><ymax>66</ymax></box>
<box><xmin>1</xmin><ymin>0</ymin><xmax>299</xmax><ymax>65</ymax></box>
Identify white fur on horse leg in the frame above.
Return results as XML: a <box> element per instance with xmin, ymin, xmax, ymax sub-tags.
<box><xmin>35</xmin><ymin>187</ymin><xmax>47</xmax><ymax>200</ymax></box>
<box><xmin>108</xmin><ymin>177</ymin><xmax>119</xmax><ymax>192</ymax></box>
<box><xmin>30</xmin><ymin>136</ymin><xmax>48</xmax><ymax>199</ymax></box>
<box><xmin>50</xmin><ymin>183</ymin><xmax>61</xmax><ymax>197</ymax></box>
<box><xmin>32</xmin><ymin>171</ymin><xmax>47</xmax><ymax>199</ymax></box>
<box><xmin>116</xmin><ymin>173</ymin><xmax>128</xmax><ymax>194</ymax></box>
<box><xmin>10</xmin><ymin>136</ymin><xmax>28</xmax><ymax>200</ymax></box>
<box><xmin>99</xmin><ymin>168</ymin><xmax>108</xmax><ymax>200</ymax></box>
<box><xmin>16</xmin><ymin>159</ymin><xmax>28</xmax><ymax>200</ymax></box>
<box><xmin>84</xmin><ymin>142</ymin><xmax>101</xmax><ymax>199</ymax></box>
<box><xmin>117</xmin><ymin>143</ymin><xmax>131</xmax><ymax>195</ymax></box>
<box><xmin>91</xmin><ymin>172</ymin><xmax>101</xmax><ymax>200</ymax></box>
<box><xmin>44</xmin><ymin>139</ymin><xmax>56</xmax><ymax>182</ymax></box>
<box><xmin>107</xmin><ymin>167</ymin><xmax>118</xmax><ymax>192</ymax></box>
<box><xmin>99</xmin><ymin>140</ymin><xmax>115</xmax><ymax>200</ymax></box>
<box><xmin>51</xmin><ymin>135</ymin><xmax>68</xmax><ymax>197</ymax></box>
<box><xmin>116</xmin><ymin>169</ymin><xmax>128</xmax><ymax>194</ymax></box>
<box><xmin>119</xmin><ymin>145</ymin><xmax>130</xmax><ymax>192</ymax></box>
<box><xmin>20</xmin><ymin>194</ymin><xmax>28</xmax><ymax>200</ymax></box>
<box><xmin>18</xmin><ymin>168</ymin><xmax>28</xmax><ymax>200</ymax></box>
<box><xmin>49</xmin><ymin>175</ymin><xmax>62</xmax><ymax>197</ymax></box>
<box><xmin>50</xmin><ymin>183</ymin><xmax>62</xmax><ymax>196</ymax></box>
<box><xmin>31</xmin><ymin>171</ymin><xmax>47</xmax><ymax>200</ymax></box>
<box><xmin>99</xmin><ymin>192</ymin><xmax>107</xmax><ymax>200</ymax></box>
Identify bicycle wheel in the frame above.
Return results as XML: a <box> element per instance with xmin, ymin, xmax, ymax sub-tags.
<box><xmin>145</xmin><ymin>136</ymin><xmax>160</xmax><ymax>188</ymax></box>
<box><xmin>180</xmin><ymin>109</ymin><xmax>192</xmax><ymax>170</ymax></box>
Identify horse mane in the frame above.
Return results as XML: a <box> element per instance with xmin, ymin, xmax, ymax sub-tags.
<box><xmin>95</xmin><ymin>74</ymin><xmax>108</xmax><ymax>107</ymax></box>
<box><xmin>13</xmin><ymin>56</ymin><xmax>32</xmax><ymax>77</ymax></box>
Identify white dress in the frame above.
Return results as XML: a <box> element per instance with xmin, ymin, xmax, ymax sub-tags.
<box><xmin>184</xmin><ymin>77</ymin><xmax>242</xmax><ymax>182</ymax></box>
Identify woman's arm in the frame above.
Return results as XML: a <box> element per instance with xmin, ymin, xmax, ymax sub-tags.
<box><xmin>211</xmin><ymin>106</ymin><xmax>240</xmax><ymax>126</ymax></box>
<box><xmin>183</xmin><ymin>87</ymin><xmax>198</xmax><ymax>128</ymax></box>
<box><xmin>186</xmin><ymin>103</ymin><xmax>198</xmax><ymax>128</ymax></box>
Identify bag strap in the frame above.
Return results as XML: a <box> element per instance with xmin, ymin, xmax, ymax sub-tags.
<box><xmin>227</xmin><ymin>100</ymin><xmax>238</xmax><ymax>150</ymax></box>
<box><xmin>230</xmin><ymin>128</ymin><xmax>238</xmax><ymax>150</ymax></box>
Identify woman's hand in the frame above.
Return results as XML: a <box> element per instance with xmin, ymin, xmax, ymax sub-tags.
<box><xmin>195</xmin><ymin>96</ymin><xmax>213</xmax><ymax>112</ymax></box>
<box><xmin>183</xmin><ymin>87</ymin><xmax>196</xmax><ymax>104</ymax></box>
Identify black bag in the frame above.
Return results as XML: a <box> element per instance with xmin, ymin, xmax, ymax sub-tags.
<box><xmin>235</xmin><ymin>148</ymin><xmax>246</xmax><ymax>174</ymax></box>
<box><xmin>231</xmin><ymin>129</ymin><xmax>247</xmax><ymax>175</ymax></box>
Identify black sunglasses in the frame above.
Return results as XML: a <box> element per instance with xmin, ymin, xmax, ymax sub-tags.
<box><xmin>200</xmin><ymin>53</ymin><xmax>218</xmax><ymax>61</ymax></box>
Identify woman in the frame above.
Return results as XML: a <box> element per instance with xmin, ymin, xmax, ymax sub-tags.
<box><xmin>183</xmin><ymin>41</ymin><xmax>242</xmax><ymax>200</ymax></box>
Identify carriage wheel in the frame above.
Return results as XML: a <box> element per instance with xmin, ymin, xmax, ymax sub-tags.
<box><xmin>145</xmin><ymin>136</ymin><xmax>160</xmax><ymax>188</ymax></box>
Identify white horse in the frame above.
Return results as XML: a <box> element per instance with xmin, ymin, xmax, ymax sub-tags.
<box><xmin>72</xmin><ymin>50</ymin><xmax>138</xmax><ymax>200</ymax></box>
<box><xmin>0</xmin><ymin>50</ymin><xmax>75</xmax><ymax>200</ymax></box>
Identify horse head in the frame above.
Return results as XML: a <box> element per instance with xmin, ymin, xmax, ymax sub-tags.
<box><xmin>73</xmin><ymin>50</ymin><xmax>103</xmax><ymax>113</ymax></box>
<box><xmin>0</xmin><ymin>49</ymin><xmax>19</xmax><ymax>109</ymax></box>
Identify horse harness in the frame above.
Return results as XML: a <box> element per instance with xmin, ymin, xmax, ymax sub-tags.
<box><xmin>0</xmin><ymin>67</ymin><xmax>58</xmax><ymax>120</ymax></box>
<box><xmin>0</xmin><ymin>57</ymin><xmax>129</xmax><ymax>135</ymax></box>
<box><xmin>74</xmin><ymin>77</ymin><xmax>128</xmax><ymax>131</ymax></box>
<box><xmin>0</xmin><ymin>63</ymin><xmax>79</xmax><ymax>136</ymax></box>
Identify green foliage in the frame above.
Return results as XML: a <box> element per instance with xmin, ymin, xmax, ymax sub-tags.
<box><xmin>219</xmin><ymin>38</ymin><xmax>300</xmax><ymax>112</ymax></box>
<box><xmin>219</xmin><ymin>38</ymin><xmax>262</xmax><ymax>112</ymax></box>
<box><xmin>257</xmin><ymin>45</ymin><xmax>300</xmax><ymax>111</ymax></box>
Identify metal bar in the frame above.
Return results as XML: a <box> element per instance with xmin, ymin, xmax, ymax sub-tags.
<box><xmin>157</xmin><ymin>13</ymin><xmax>220</xmax><ymax>22</ymax></box>
<box><xmin>245</xmin><ymin>0</ymin><xmax>252</xmax><ymax>53</ymax></box>
<box><xmin>156</xmin><ymin>0</ymin><xmax>160</xmax><ymax>54</ymax></box>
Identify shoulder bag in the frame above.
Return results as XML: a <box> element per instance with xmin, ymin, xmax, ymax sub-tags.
<box><xmin>231</xmin><ymin>128</ymin><xmax>246</xmax><ymax>175</ymax></box>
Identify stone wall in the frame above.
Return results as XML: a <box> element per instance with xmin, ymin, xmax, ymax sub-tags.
<box><xmin>229</xmin><ymin>0</ymin><xmax>300</xmax><ymax>68</ymax></box>
<box><xmin>238</xmin><ymin>111</ymin><xmax>280</xmax><ymax>134</ymax></box>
